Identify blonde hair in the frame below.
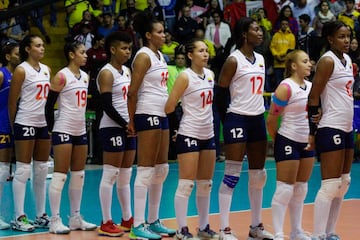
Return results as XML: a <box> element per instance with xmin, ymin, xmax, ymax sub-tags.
<box><xmin>284</xmin><ymin>49</ymin><xmax>306</xmax><ymax>78</ymax></box>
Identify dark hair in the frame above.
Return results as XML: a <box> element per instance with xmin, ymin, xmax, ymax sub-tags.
<box><xmin>104</xmin><ymin>31</ymin><xmax>132</xmax><ymax>57</ymax></box>
<box><xmin>322</xmin><ymin>21</ymin><xmax>350</xmax><ymax>50</ymax></box>
<box><xmin>299</xmin><ymin>14</ymin><xmax>310</xmax><ymax>24</ymax></box>
<box><xmin>19</xmin><ymin>34</ymin><xmax>41</xmax><ymax>62</ymax></box>
<box><xmin>211</xmin><ymin>9</ymin><xmax>223</xmax><ymax>19</ymax></box>
<box><xmin>233</xmin><ymin>17</ymin><xmax>257</xmax><ymax>49</ymax></box>
<box><xmin>1</xmin><ymin>42</ymin><xmax>19</xmax><ymax>66</ymax></box>
<box><xmin>279</xmin><ymin>5</ymin><xmax>294</xmax><ymax>18</ymax></box>
<box><xmin>184</xmin><ymin>38</ymin><xmax>205</xmax><ymax>66</ymax></box>
<box><xmin>133</xmin><ymin>11</ymin><xmax>161</xmax><ymax>46</ymax></box>
<box><xmin>63</xmin><ymin>41</ymin><xmax>84</xmax><ymax>62</ymax></box>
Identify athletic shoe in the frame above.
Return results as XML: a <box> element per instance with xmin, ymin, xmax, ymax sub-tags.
<box><xmin>120</xmin><ymin>217</ymin><xmax>133</xmax><ymax>232</ymax></box>
<box><xmin>0</xmin><ymin>218</ymin><xmax>10</xmax><ymax>230</ymax></box>
<box><xmin>311</xmin><ymin>235</ymin><xmax>326</xmax><ymax>240</ymax></box>
<box><xmin>291</xmin><ymin>231</ymin><xmax>311</xmax><ymax>240</ymax></box>
<box><xmin>129</xmin><ymin>223</ymin><xmax>162</xmax><ymax>240</ymax></box>
<box><xmin>274</xmin><ymin>232</ymin><xmax>285</xmax><ymax>240</ymax></box>
<box><xmin>68</xmin><ymin>215</ymin><xmax>97</xmax><ymax>231</ymax></box>
<box><xmin>175</xmin><ymin>226</ymin><xmax>199</xmax><ymax>240</ymax></box>
<box><xmin>326</xmin><ymin>233</ymin><xmax>340</xmax><ymax>240</ymax></box>
<box><xmin>49</xmin><ymin>216</ymin><xmax>70</xmax><ymax>234</ymax></box>
<box><xmin>197</xmin><ymin>224</ymin><xmax>219</xmax><ymax>239</ymax></box>
<box><xmin>247</xmin><ymin>223</ymin><xmax>274</xmax><ymax>240</ymax></box>
<box><xmin>34</xmin><ymin>213</ymin><xmax>50</xmax><ymax>228</ymax></box>
<box><xmin>219</xmin><ymin>227</ymin><xmax>238</xmax><ymax>240</ymax></box>
<box><xmin>10</xmin><ymin>215</ymin><xmax>35</xmax><ymax>232</ymax></box>
<box><xmin>98</xmin><ymin>220</ymin><xmax>124</xmax><ymax>237</ymax></box>
<box><xmin>148</xmin><ymin>219</ymin><xmax>176</xmax><ymax>237</ymax></box>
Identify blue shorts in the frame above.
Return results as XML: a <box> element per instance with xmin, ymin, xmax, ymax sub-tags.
<box><xmin>0</xmin><ymin>133</ymin><xmax>13</xmax><ymax>149</ymax></box>
<box><xmin>223</xmin><ymin>113</ymin><xmax>267</xmax><ymax>144</ymax></box>
<box><xmin>52</xmin><ymin>132</ymin><xmax>87</xmax><ymax>146</ymax></box>
<box><xmin>176</xmin><ymin>134</ymin><xmax>216</xmax><ymax>154</ymax></box>
<box><xmin>134</xmin><ymin>114</ymin><xmax>169</xmax><ymax>132</ymax></box>
<box><xmin>99</xmin><ymin>127</ymin><xmax>137</xmax><ymax>152</ymax></box>
<box><xmin>274</xmin><ymin>133</ymin><xmax>314</xmax><ymax>162</ymax></box>
<box><xmin>13</xmin><ymin>123</ymin><xmax>50</xmax><ymax>141</ymax></box>
<box><xmin>316</xmin><ymin>127</ymin><xmax>354</xmax><ymax>154</ymax></box>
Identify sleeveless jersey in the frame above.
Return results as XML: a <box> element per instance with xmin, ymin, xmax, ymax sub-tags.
<box><xmin>227</xmin><ymin>50</ymin><xmax>266</xmax><ymax>115</ymax></box>
<box><xmin>15</xmin><ymin>61</ymin><xmax>50</xmax><ymax>127</ymax></box>
<box><xmin>178</xmin><ymin>68</ymin><xmax>215</xmax><ymax>140</ymax></box>
<box><xmin>278</xmin><ymin>78</ymin><xmax>312</xmax><ymax>143</ymax></box>
<box><xmin>318</xmin><ymin>51</ymin><xmax>354</xmax><ymax>132</ymax></box>
<box><xmin>0</xmin><ymin>67</ymin><xmax>12</xmax><ymax>133</ymax></box>
<box><xmin>97</xmin><ymin>63</ymin><xmax>131</xmax><ymax>129</ymax></box>
<box><xmin>132</xmin><ymin>47</ymin><xmax>168</xmax><ymax>117</ymax></box>
<box><xmin>53</xmin><ymin>67</ymin><xmax>89</xmax><ymax>136</ymax></box>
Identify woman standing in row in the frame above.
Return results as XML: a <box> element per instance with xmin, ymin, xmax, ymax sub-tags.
<box><xmin>8</xmin><ymin>35</ymin><xmax>51</xmax><ymax>232</ymax></box>
<box><xmin>45</xmin><ymin>41</ymin><xmax>97</xmax><ymax>234</ymax></box>
<box><xmin>267</xmin><ymin>50</ymin><xmax>314</xmax><ymax>240</ymax></box>
<box><xmin>97</xmin><ymin>31</ymin><xmax>136</xmax><ymax>237</ymax></box>
<box><xmin>165</xmin><ymin>39</ymin><xmax>218</xmax><ymax>239</ymax></box>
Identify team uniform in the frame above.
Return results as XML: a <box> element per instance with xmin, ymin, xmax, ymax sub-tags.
<box><xmin>132</xmin><ymin>47</ymin><xmax>169</xmax><ymax>131</ymax></box>
<box><xmin>96</xmin><ymin>63</ymin><xmax>135</xmax><ymax>236</ymax></box>
<box><xmin>11</xmin><ymin>61</ymin><xmax>51</xmax><ymax>232</ymax></box>
<box><xmin>274</xmin><ymin>78</ymin><xmax>314</xmax><ymax>161</ymax></box>
<box><xmin>0</xmin><ymin>67</ymin><xmax>13</xmax><ymax>148</ymax></box>
<box><xmin>219</xmin><ymin>50</ymin><xmax>273</xmax><ymax>240</ymax></box>
<box><xmin>312</xmin><ymin>51</ymin><xmax>354</xmax><ymax>239</ymax></box>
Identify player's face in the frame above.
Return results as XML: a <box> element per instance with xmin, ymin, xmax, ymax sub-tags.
<box><xmin>113</xmin><ymin>41</ymin><xmax>132</xmax><ymax>64</ymax></box>
<box><xmin>330</xmin><ymin>26</ymin><xmax>351</xmax><ymax>53</ymax></box>
<box><xmin>294</xmin><ymin>51</ymin><xmax>312</xmax><ymax>78</ymax></box>
<box><xmin>73</xmin><ymin>44</ymin><xmax>87</xmax><ymax>67</ymax></box>
<box><xmin>27</xmin><ymin>37</ymin><xmax>45</xmax><ymax>61</ymax></box>
<box><xmin>246</xmin><ymin>22</ymin><xmax>263</xmax><ymax>47</ymax></box>
<box><xmin>149</xmin><ymin>22</ymin><xmax>165</xmax><ymax>49</ymax></box>
<box><xmin>175</xmin><ymin>54</ymin><xmax>186</xmax><ymax>68</ymax></box>
<box><xmin>189</xmin><ymin>41</ymin><xmax>209</xmax><ymax>68</ymax></box>
<box><xmin>8</xmin><ymin>46</ymin><xmax>20</xmax><ymax>67</ymax></box>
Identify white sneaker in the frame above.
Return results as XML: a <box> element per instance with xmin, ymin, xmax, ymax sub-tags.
<box><xmin>291</xmin><ymin>231</ymin><xmax>311</xmax><ymax>240</ymax></box>
<box><xmin>247</xmin><ymin>223</ymin><xmax>274</xmax><ymax>240</ymax></box>
<box><xmin>49</xmin><ymin>216</ymin><xmax>70</xmax><ymax>234</ymax></box>
<box><xmin>219</xmin><ymin>227</ymin><xmax>238</xmax><ymax>240</ymax></box>
<box><xmin>10</xmin><ymin>215</ymin><xmax>35</xmax><ymax>232</ymax></box>
<box><xmin>274</xmin><ymin>232</ymin><xmax>285</xmax><ymax>240</ymax></box>
<box><xmin>0</xmin><ymin>218</ymin><xmax>10</xmax><ymax>230</ymax></box>
<box><xmin>311</xmin><ymin>235</ymin><xmax>326</xmax><ymax>240</ymax></box>
<box><xmin>68</xmin><ymin>215</ymin><xmax>97</xmax><ymax>231</ymax></box>
<box><xmin>34</xmin><ymin>213</ymin><xmax>50</xmax><ymax>228</ymax></box>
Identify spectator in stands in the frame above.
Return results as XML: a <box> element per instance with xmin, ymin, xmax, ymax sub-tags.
<box><xmin>223</xmin><ymin>0</ymin><xmax>247</xmax><ymax>30</ymax></box>
<box><xmin>65</xmin><ymin>0</ymin><xmax>96</xmax><ymax>30</ymax></box>
<box><xmin>313</xmin><ymin>0</ymin><xmax>336</xmax><ymax>38</ymax></box>
<box><xmin>274</xmin><ymin>5</ymin><xmax>299</xmax><ymax>35</ymax></box>
<box><xmin>329</xmin><ymin>0</ymin><xmax>346</xmax><ymax>17</ymax></box>
<box><xmin>275</xmin><ymin>0</ymin><xmax>294</xmax><ymax>12</ymax></box>
<box><xmin>270</xmin><ymin>17</ymin><xmax>296</xmax><ymax>87</ymax></box>
<box><xmin>257</xmin><ymin>8</ymin><xmax>273</xmax><ymax>33</ymax></box>
<box><xmin>144</xmin><ymin>0</ymin><xmax>164</xmax><ymax>23</ymax></box>
<box><xmin>297</xmin><ymin>14</ymin><xmax>318</xmax><ymax>70</ymax></box>
<box><xmin>119</xmin><ymin>0</ymin><xmax>139</xmax><ymax>23</ymax></box>
<box><xmin>338</xmin><ymin>0</ymin><xmax>360</xmax><ymax>37</ymax></box>
<box><xmin>117</xmin><ymin>14</ymin><xmax>139</xmax><ymax>54</ymax></box>
<box><xmin>184</xmin><ymin>0</ymin><xmax>207</xmax><ymax>25</ymax></box>
<box><xmin>201</xmin><ymin>0</ymin><xmax>222</xmax><ymax>28</ymax></box>
<box><xmin>176</xmin><ymin>5</ymin><xmax>198</xmax><ymax>44</ymax></box>
<box><xmin>292</xmin><ymin>0</ymin><xmax>316</xmax><ymax>25</ymax></box>
<box><xmin>97</xmin><ymin>12</ymin><xmax>117</xmax><ymax>38</ymax></box>
<box><xmin>74</xmin><ymin>21</ymin><xmax>94</xmax><ymax>50</ymax></box>
<box><xmin>71</xmin><ymin>10</ymin><xmax>98</xmax><ymax>38</ymax></box>
<box><xmin>0</xmin><ymin>15</ymin><xmax>27</xmax><ymax>44</ymax></box>
<box><xmin>160</xmin><ymin>30</ymin><xmax>179</xmax><ymax>63</ymax></box>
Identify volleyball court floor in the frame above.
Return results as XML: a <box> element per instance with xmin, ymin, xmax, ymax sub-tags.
<box><xmin>0</xmin><ymin>160</ymin><xmax>359</xmax><ymax>239</ymax></box>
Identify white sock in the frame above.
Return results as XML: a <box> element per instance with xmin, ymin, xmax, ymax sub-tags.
<box><xmin>99</xmin><ymin>164</ymin><xmax>118</xmax><ymax>222</ymax></box>
<box><xmin>69</xmin><ymin>170</ymin><xmax>84</xmax><ymax>216</ymax></box>
<box><xmin>248</xmin><ymin>169</ymin><xmax>266</xmax><ymax>227</ymax></box>
<box><xmin>174</xmin><ymin>179</ymin><xmax>194</xmax><ymax>229</ymax></box>
<box><xmin>289</xmin><ymin>182</ymin><xmax>307</xmax><ymax>234</ymax></box>
<box><xmin>0</xmin><ymin>162</ymin><xmax>10</xmax><ymax>201</ymax></box>
<box><xmin>271</xmin><ymin>181</ymin><xmax>294</xmax><ymax>235</ymax></box>
<box><xmin>219</xmin><ymin>160</ymin><xmax>242</xmax><ymax>229</ymax></box>
<box><xmin>13</xmin><ymin>162</ymin><xmax>31</xmax><ymax>218</ymax></box>
<box><xmin>326</xmin><ymin>197</ymin><xmax>342</xmax><ymax>235</ymax></box>
<box><xmin>33</xmin><ymin>161</ymin><xmax>48</xmax><ymax>217</ymax></box>
<box><xmin>196</xmin><ymin>180</ymin><xmax>212</xmax><ymax>230</ymax></box>
<box><xmin>49</xmin><ymin>172</ymin><xmax>67</xmax><ymax>217</ymax></box>
<box><xmin>117</xmin><ymin>167</ymin><xmax>133</xmax><ymax>221</ymax></box>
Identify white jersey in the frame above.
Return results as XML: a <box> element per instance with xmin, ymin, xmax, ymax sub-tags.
<box><xmin>97</xmin><ymin>63</ymin><xmax>131</xmax><ymax>129</ymax></box>
<box><xmin>278</xmin><ymin>78</ymin><xmax>312</xmax><ymax>143</ymax></box>
<box><xmin>178</xmin><ymin>68</ymin><xmax>215</xmax><ymax>140</ymax></box>
<box><xmin>132</xmin><ymin>47</ymin><xmax>168</xmax><ymax>117</ymax></box>
<box><xmin>15</xmin><ymin>61</ymin><xmax>50</xmax><ymax>127</ymax></box>
<box><xmin>227</xmin><ymin>50</ymin><xmax>266</xmax><ymax>115</ymax></box>
<box><xmin>318</xmin><ymin>51</ymin><xmax>354</xmax><ymax>132</ymax></box>
<box><xmin>53</xmin><ymin>67</ymin><xmax>89</xmax><ymax>136</ymax></box>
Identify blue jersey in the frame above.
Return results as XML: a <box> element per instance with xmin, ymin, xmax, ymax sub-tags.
<box><xmin>0</xmin><ymin>67</ymin><xmax>12</xmax><ymax>133</ymax></box>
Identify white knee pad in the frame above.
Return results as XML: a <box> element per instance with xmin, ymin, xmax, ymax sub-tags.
<box><xmin>0</xmin><ymin>162</ymin><xmax>10</xmax><ymax>182</ymax></box>
<box><xmin>175</xmin><ymin>179</ymin><xmax>194</xmax><ymax>198</ymax></box>
<box><xmin>249</xmin><ymin>169</ymin><xmax>267</xmax><ymax>189</ymax></box>
<box><xmin>337</xmin><ymin>173</ymin><xmax>351</xmax><ymax>198</ymax></box>
<box><xmin>117</xmin><ymin>167</ymin><xmax>133</xmax><ymax>188</ymax></box>
<box><xmin>152</xmin><ymin>163</ymin><xmax>169</xmax><ymax>184</ymax></box>
<box><xmin>222</xmin><ymin>160</ymin><xmax>242</xmax><ymax>190</ymax></box>
<box><xmin>33</xmin><ymin>161</ymin><xmax>48</xmax><ymax>182</ymax></box>
<box><xmin>50</xmin><ymin>172</ymin><xmax>67</xmax><ymax>193</ymax></box>
<box><xmin>135</xmin><ymin>167</ymin><xmax>154</xmax><ymax>188</ymax></box>
<box><xmin>293</xmin><ymin>182</ymin><xmax>308</xmax><ymax>202</ymax></box>
<box><xmin>318</xmin><ymin>178</ymin><xmax>342</xmax><ymax>201</ymax></box>
<box><xmin>14</xmin><ymin>162</ymin><xmax>31</xmax><ymax>184</ymax></box>
<box><xmin>196</xmin><ymin>180</ymin><xmax>213</xmax><ymax>197</ymax></box>
<box><xmin>272</xmin><ymin>181</ymin><xmax>294</xmax><ymax>206</ymax></box>
<box><xmin>69</xmin><ymin>170</ymin><xmax>85</xmax><ymax>190</ymax></box>
<box><xmin>101</xmin><ymin>164</ymin><xmax>119</xmax><ymax>186</ymax></box>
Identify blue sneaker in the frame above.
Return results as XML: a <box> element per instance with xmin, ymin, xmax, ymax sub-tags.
<box><xmin>129</xmin><ymin>223</ymin><xmax>162</xmax><ymax>240</ymax></box>
<box><xmin>148</xmin><ymin>219</ymin><xmax>176</xmax><ymax>237</ymax></box>
<box><xmin>327</xmin><ymin>233</ymin><xmax>340</xmax><ymax>240</ymax></box>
